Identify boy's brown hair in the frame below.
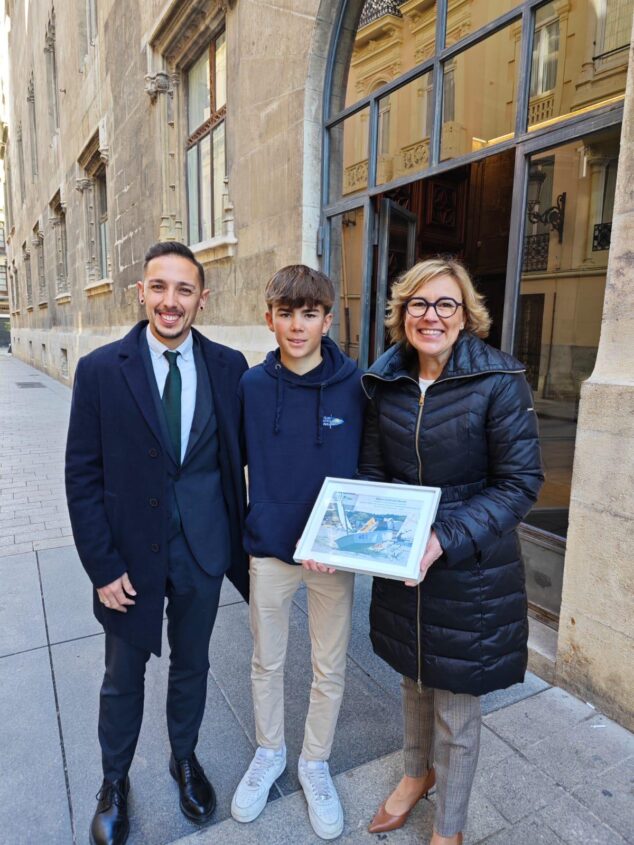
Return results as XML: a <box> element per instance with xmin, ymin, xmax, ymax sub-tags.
<box><xmin>265</xmin><ymin>265</ymin><xmax>335</xmax><ymax>314</ymax></box>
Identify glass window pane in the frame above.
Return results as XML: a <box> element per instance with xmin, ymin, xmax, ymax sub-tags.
<box><xmin>528</xmin><ymin>0</ymin><xmax>632</xmax><ymax>129</ymax></box>
<box><xmin>343</xmin><ymin>2</ymin><xmax>436</xmax><ymax>109</ymax></box>
<box><xmin>515</xmin><ymin>127</ymin><xmax>620</xmax><ymax>538</ymax></box>
<box><xmin>377</xmin><ymin>71</ymin><xmax>433</xmax><ymax>186</ymax></box>
<box><xmin>328</xmin><ymin>106</ymin><xmax>370</xmax><ymax>202</ymax></box>
<box><xmin>212</xmin><ymin>122</ymin><xmax>226</xmax><ymax>236</ymax></box>
<box><xmin>215</xmin><ymin>31</ymin><xmax>227</xmax><ymax>110</ymax></box>
<box><xmin>328</xmin><ymin>207</ymin><xmax>366</xmax><ymax>362</ymax></box>
<box><xmin>441</xmin><ymin>24</ymin><xmax>517</xmax><ymax>160</ymax></box>
<box><xmin>187</xmin><ymin>146</ymin><xmax>200</xmax><ymax>244</ymax></box>
<box><xmin>200</xmin><ymin>134</ymin><xmax>212</xmax><ymax>242</ymax></box>
<box><xmin>446</xmin><ymin>0</ymin><xmax>519</xmax><ymax>47</ymax></box>
<box><xmin>188</xmin><ymin>50</ymin><xmax>210</xmax><ymax>134</ymax></box>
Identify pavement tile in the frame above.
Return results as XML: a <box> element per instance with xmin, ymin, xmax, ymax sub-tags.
<box><xmin>571</xmin><ymin>755</ymin><xmax>634</xmax><ymax>844</ymax></box>
<box><xmin>0</xmin><ymin>541</ymin><xmax>35</xmax><ymax>557</ymax></box>
<box><xmin>52</xmin><ymin>620</ymin><xmax>257</xmax><ymax>845</ymax></box>
<box><xmin>479</xmin><ymin>815</ymin><xmax>565</xmax><ymax>844</ymax></box>
<box><xmin>33</xmin><ymin>534</ymin><xmax>76</xmax><ymax>551</ymax></box>
<box><xmin>538</xmin><ymin>792</ymin><xmax>629</xmax><ymax>845</ymax></box>
<box><xmin>481</xmin><ymin>672</ymin><xmax>551</xmax><ymax>716</ymax></box>
<box><xmin>219</xmin><ymin>577</ymin><xmax>244</xmax><ymax>607</ymax></box>
<box><xmin>484</xmin><ymin>686</ymin><xmax>594</xmax><ymax>750</ymax></box>
<box><xmin>477</xmin><ymin>724</ymin><xmax>515</xmax><ymax>770</ymax></box>
<box><xmin>0</xmin><ymin>551</ymin><xmax>47</xmax><ymax>656</ymax></box>
<box><xmin>523</xmin><ymin>713</ymin><xmax>634</xmax><ymax>790</ymax></box>
<box><xmin>473</xmin><ymin>751</ymin><xmax>565</xmax><ymax>823</ymax></box>
<box><xmin>38</xmin><ymin>544</ymin><xmax>102</xmax><ymax>642</ymax></box>
<box><xmin>0</xmin><ymin>649</ymin><xmax>73</xmax><ymax>844</ymax></box>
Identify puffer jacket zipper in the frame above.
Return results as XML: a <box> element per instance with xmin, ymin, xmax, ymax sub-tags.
<box><xmin>415</xmin><ymin>388</ymin><xmax>425</xmax><ymax>692</ymax></box>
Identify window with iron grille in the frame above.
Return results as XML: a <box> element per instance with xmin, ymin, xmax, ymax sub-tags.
<box><xmin>186</xmin><ymin>31</ymin><xmax>227</xmax><ymax>244</ymax></box>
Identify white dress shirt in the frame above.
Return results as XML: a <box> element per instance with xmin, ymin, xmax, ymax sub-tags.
<box><xmin>146</xmin><ymin>326</ymin><xmax>197</xmax><ymax>462</ymax></box>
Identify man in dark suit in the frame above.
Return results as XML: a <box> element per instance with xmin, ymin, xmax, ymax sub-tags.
<box><xmin>65</xmin><ymin>241</ymin><xmax>249</xmax><ymax>845</ymax></box>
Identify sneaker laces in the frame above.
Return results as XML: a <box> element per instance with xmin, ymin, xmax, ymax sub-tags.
<box><xmin>246</xmin><ymin>749</ymin><xmax>280</xmax><ymax>788</ymax></box>
<box><xmin>303</xmin><ymin>763</ymin><xmax>334</xmax><ymax>802</ymax></box>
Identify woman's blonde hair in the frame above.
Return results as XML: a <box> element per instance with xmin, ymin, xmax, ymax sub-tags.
<box><xmin>385</xmin><ymin>257</ymin><xmax>491</xmax><ymax>344</ymax></box>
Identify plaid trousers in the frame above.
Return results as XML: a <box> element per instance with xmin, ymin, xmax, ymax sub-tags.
<box><xmin>402</xmin><ymin>675</ymin><xmax>481</xmax><ymax>837</ymax></box>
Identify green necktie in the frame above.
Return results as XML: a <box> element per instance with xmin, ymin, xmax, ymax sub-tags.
<box><xmin>162</xmin><ymin>350</ymin><xmax>182</xmax><ymax>464</ymax></box>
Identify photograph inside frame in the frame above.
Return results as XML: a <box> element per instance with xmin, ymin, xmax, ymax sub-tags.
<box><xmin>296</xmin><ymin>478</ymin><xmax>440</xmax><ymax>580</ymax></box>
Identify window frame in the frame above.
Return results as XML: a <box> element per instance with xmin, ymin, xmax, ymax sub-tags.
<box><xmin>185</xmin><ymin>30</ymin><xmax>227</xmax><ymax>245</ymax></box>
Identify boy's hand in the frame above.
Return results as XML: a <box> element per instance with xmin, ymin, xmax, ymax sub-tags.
<box><xmin>301</xmin><ymin>558</ymin><xmax>336</xmax><ymax>575</ymax></box>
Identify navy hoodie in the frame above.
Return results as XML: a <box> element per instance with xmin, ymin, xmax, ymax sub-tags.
<box><xmin>238</xmin><ymin>336</ymin><xmax>366</xmax><ymax>564</ymax></box>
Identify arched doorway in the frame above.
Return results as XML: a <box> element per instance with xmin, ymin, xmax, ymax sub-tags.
<box><xmin>320</xmin><ymin>0</ymin><xmax>631</xmax><ymax>626</ymax></box>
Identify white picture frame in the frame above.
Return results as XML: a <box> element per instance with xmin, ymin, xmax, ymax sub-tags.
<box><xmin>294</xmin><ymin>477</ymin><xmax>441</xmax><ymax>582</ymax></box>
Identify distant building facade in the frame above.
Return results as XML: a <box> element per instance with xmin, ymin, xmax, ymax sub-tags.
<box><xmin>3</xmin><ymin>0</ymin><xmax>633</xmax><ymax>729</ymax></box>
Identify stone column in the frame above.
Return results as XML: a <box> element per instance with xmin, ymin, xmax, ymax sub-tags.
<box><xmin>555</xmin><ymin>33</ymin><xmax>634</xmax><ymax>731</ymax></box>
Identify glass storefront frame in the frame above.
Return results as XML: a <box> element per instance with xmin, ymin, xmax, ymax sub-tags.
<box><xmin>320</xmin><ymin>0</ymin><xmax>627</xmax><ymax>623</ymax></box>
<box><xmin>321</xmin><ymin>0</ymin><xmax>625</xmax><ymax>366</ymax></box>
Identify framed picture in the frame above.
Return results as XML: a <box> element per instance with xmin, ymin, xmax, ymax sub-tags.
<box><xmin>294</xmin><ymin>477</ymin><xmax>441</xmax><ymax>582</ymax></box>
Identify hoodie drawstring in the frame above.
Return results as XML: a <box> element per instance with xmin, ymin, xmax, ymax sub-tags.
<box><xmin>273</xmin><ymin>364</ymin><xmax>284</xmax><ymax>434</ymax></box>
<box><xmin>316</xmin><ymin>383</ymin><xmax>325</xmax><ymax>445</ymax></box>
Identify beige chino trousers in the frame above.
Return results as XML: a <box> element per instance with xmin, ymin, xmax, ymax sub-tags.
<box><xmin>249</xmin><ymin>556</ymin><xmax>354</xmax><ymax>761</ymax></box>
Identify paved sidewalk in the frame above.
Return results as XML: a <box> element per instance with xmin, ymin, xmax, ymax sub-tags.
<box><xmin>1</xmin><ymin>350</ymin><xmax>632</xmax><ymax>845</ymax></box>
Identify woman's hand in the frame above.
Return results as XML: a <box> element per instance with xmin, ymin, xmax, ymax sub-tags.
<box><xmin>405</xmin><ymin>530</ymin><xmax>443</xmax><ymax>587</ymax></box>
<box><xmin>301</xmin><ymin>558</ymin><xmax>336</xmax><ymax>574</ymax></box>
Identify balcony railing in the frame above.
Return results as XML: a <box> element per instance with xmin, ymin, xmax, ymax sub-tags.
<box><xmin>523</xmin><ymin>232</ymin><xmax>549</xmax><ymax>272</ymax></box>
<box><xmin>592</xmin><ymin>222</ymin><xmax>612</xmax><ymax>251</ymax></box>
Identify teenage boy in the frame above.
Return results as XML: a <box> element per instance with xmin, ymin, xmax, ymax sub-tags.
<box><xmin>231</xmin><ymin>265</ymin><xmax>365</xmax><ymax>839</ymax></box>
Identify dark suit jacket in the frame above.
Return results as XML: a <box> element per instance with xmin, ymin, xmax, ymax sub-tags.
<box><xmin>65</xmin><ymin>321</ymin><xmax>249</xmax><ymax>655</ymax></box>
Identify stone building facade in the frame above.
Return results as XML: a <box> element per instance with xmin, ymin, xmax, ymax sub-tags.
<box><xmin>3</xmin><ymin>0</ymin><xmax>633</xmax><ymax>729</ymax></box>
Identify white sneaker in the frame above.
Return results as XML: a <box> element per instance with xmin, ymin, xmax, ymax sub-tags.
<box><xmin>231</xmin><ymin>745</ymin><xmax>287</xmax><ymax>823</ymax></box>
<box><xmin>298</xmin><ymin>756</ymin><xmax>344</xmax><ymax>840</ymax></box>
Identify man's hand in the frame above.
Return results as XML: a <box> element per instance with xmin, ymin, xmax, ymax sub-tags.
<box><xmin>301</xmin><ymin>559</ymin><xmax>336</xmax><ymax>575</ymax></box>
<box><xmin>97</xmin><ymin>573</ymin><xmax>137</xmax><ymax>613</ymax></box>
<box><xmin>405</xmin><ymin>530</ymin><xmax>443</xmax><ymax>587</ymax></box>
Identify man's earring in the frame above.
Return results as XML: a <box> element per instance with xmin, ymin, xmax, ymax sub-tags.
<box><xmin>139</xmin><ymin>299</ymin><xmax>144</xmax><ymax>305</ymax></box>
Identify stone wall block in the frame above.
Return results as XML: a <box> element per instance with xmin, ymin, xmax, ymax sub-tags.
<box><xmin>556</xmin><ymin>611</ymin><xmax>634</xmax><ymax>731</ymax></box>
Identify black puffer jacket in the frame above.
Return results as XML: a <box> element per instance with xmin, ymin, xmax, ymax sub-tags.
<box><xmin>360</xmin><ymin>332</ymin><xmax>543</xmax><ymax>696</ymax></box>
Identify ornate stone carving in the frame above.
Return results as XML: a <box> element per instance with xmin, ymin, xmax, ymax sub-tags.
<box><xmin>145</xmin><ymin>71</ymin><xmax>171</xmax><ymax>103</ymax></box>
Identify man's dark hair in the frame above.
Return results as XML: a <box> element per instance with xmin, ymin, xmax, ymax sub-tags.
<box><xmin>143</xmin><ymin>241</ymin><xmax>205</xmax><ymax>289</ymax></box>
<box><xmin>265</xmin><ymin>265</ymin><xmax>335</xmax><ymax>314</ymax></box>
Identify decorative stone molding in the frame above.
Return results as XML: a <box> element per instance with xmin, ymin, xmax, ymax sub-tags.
<box><xmin>55</xmin><ymin>292</ymin><xmax>72</xmax><ymax>305</ymax></box>
<box><xmin>344</xmin><ymin>159</ymin><xmax>369</xmax><ymax>194</ymax></box>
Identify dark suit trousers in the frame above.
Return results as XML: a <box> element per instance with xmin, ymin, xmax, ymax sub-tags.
<box><xmin>98</xmin><ymin>532</ymin><xmax>223</xmax><ymax>781</ymax></box>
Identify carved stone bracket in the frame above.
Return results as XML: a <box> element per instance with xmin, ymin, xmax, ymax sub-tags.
<box><xmin>145</xmin><ymin>71</ymin><xmax>171</xmax><ymax>103</ymax></box>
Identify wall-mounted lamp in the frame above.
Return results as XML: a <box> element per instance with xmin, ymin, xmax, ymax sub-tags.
<box><xmin>527</xmin><ymin>168</ymin><xmax>566</xmax><ymax>243</ymax></box>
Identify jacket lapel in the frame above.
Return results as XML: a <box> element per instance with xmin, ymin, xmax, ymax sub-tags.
<box><xmin>119</xmin><ymin>322</ymin><xmax>175</xmax><ymax>463</ymax></box>
<box><xmin>183</xmin><ymin>341</ymin><xmax>213</xmax><ymax>463</ymax></box>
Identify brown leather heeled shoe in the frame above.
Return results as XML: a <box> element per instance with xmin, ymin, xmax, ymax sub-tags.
<box><xmin>368</xmin><ymin>768</ymin><xmax>436</xmax><ymax>834</ymax></box>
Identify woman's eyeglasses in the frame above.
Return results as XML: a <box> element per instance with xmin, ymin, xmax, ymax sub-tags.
<box><xmin>405</xmin><ymin>297</ymin><xmax>463</xmax><ymax>319</ymax></box>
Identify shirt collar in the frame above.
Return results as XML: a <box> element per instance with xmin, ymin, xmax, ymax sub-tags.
<box><xmin>146</xmin><ymin>325</ymin><xmax>194</xmax><ymax>362</ymax></box>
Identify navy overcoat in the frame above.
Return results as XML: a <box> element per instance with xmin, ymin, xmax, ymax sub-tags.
<box><xmin>360</xmin><ymin>333</ymin><xmax>544</xmax><ymax>697</ymax></box>
<box><xmin>65</xmin><ymin>321</ymin><xmax>249</xmax><ymax>655</ymax></box>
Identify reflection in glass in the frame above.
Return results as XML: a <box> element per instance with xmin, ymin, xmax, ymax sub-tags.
<box><xmin>515</xmin><ymin>128</ymin><xmax>620</xmax><ymax>538</ymax></box>
<box><xmin>344</xmin><ymin>2</ymin><xmax>436</xmax><ymax>109</ymax></box>
<box><xmin>441</xmin><ymin>24</ymin><xmax>517</xmax><ymax>160</ymax></box>
<box><xmin>376</xmin><ymin>73</ymin><xmax>433</xmax><ymax>185</ymax></box>
<box><xmin>528</xmin><ymin>0</ymin><xmax>632</xmax><ymax>129</ymax></box>
<box><xmin>446</xmin><ymin>0</ymin><xmax>518</xmax><ymax>47</ymax></box>
<box><xmin>215</xmin><ymin>32</ymin><xmax>227</xmax><ymax>110</ymax></box>
<box><xmin>212</xmin><ymin>123</ymin><xmax>226</xmax><ymax>236</ymax></box>
<box><xmin>187</xmin><ymin>147</ymin><xmax>199</xmax><ymax>244</ymax></box>
<box><xmin>187</xmin><ymin>51</ymin><xmax>210</xmax><ymax>133</ymax></box>
<box><xmin>329</xmin><ymin>107</ymin><xmax>370</xmax><ymax>202</ymax></box>
<box><xmin>200</xmin><ymin>135</ymin><xmax>212</xmax><ymax>242</ymax></box>
<box><xmin>328</xmin><ymin>208</ymin><xmax>366</xmax><ymax>361</ymax></box>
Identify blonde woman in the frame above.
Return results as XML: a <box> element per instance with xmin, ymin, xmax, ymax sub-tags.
<box><xmin>360</xmin><ymin>258</ymin><xmax>543</xmax><ymax>845</ymax></box>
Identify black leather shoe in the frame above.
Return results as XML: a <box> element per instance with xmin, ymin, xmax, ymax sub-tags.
<box><xmin>89</xmin><ymin>777</ymin><xmax>130</xmax><ymax>845</ymax></box>
<box><xmin>169</xmin><ymin>753</ymin><xmax>216</xmax><ymax>824</ymax></box>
